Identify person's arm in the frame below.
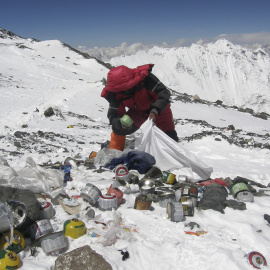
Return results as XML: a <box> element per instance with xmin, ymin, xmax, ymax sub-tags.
<box><xmin>144</xmin><ymin>73</ymin><xmax>170</xmax><ymax>118</ymax></box>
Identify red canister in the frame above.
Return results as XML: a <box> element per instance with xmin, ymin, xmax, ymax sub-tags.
<box><xmin>107</xmin><ymin>185</ymin><xmax>123</xmax><ymax>206</ymax></box>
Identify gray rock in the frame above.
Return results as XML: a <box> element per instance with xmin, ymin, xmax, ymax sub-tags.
<box><xmin>54</xmin><ymin>245</ymin><xmax>113</xmax><ymax>270</ymax></box>
<box><xmin>145</xmin><ymin>166</ymin><xmax>162</xmax><ymax>179</ymax></box>
<box><xmin>198</xmin><ymin>184</ymin><xmax>228</xmax><ymax>213</ymax></box>
<box><xmin>44</xmin><ymin>107</ymin><xmax>55</xmax><ymax>117</ymax></box>
<box><xmin>224</xmin><ymin>200</ymin><xmax>246</xmax><ymax>210</ymax></box>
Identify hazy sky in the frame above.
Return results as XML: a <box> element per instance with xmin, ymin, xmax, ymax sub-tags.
<box><xmin>1</xmin><ymin>0</ymin><xmax>270</xmax><ymax>49</ymax></box>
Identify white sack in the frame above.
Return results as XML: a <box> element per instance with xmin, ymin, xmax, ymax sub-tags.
<box><xmin>135</xmin><ymin>119</ymin><xmax>213</xmax><ymax>180</ymax></box>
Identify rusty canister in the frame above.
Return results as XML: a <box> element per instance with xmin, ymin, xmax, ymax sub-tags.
<box><xmin>180</xmin><ymin>196</ymin><xmax>194</xmax><ymax>216</ymax></box>
<box><xmin>134</xmin><ymin>195</ymin><xmax>152</xmax><ymax>210</ymax></box>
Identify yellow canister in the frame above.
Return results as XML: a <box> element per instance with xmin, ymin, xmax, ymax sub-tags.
<box><xmin>63</xmin><ymin>219</ymin><xmax>86</xmax><ymax>239</ymax></box>
<box><xmin>0</xmin><ymin>250</ymin><xmax>21</xmax><ymax>269</ymax></box>
<box><xmin>161</xmin><ymin>171</ymin><xmax>176</xmax><ymax>184</ymax></box>
<box><xmin>0</xmin><ymin>230</ymin><xmax>25</xmax><ymax>254</ymax></box>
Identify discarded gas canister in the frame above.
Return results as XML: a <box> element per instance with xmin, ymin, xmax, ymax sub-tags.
<box><xmin>40</xmin><ymin>231</ymin><xmax>67</xmax><ymax>256</ymax></box>
<box><xmin>0</xmin><ymin>230</ymin><xmax>25</xmax><ymax>254</ymax></box>
<box><xmin>236</xmin><ymin>191</ymin><xmax>254</xmax><ymax>203</ymax></box>
<box><xmin>0</xmin><ymin>201</ymin><xmax>13</xmax><ymax>235</ymax></box>
<box><xmin>134</xmin><ymin>195</ymin><xmax>152</xmax><ymax>210</ymax></box>
<box><xmin>167</xmin><ymin>202</ymin><xmax>184</xmax><ymax>222</ymax></box>
<box><xmin>80</xmin><ymin>183</ymin><xmax>101</xmax><ymax>206</ymax></box>
<box><xmin>231</xmin><ymin>182</ymin><xmax>248</xmax><ymax>197</ymax></box>
<box><xmin>115</xmin><ymin>164</ymin><xmax>131</xmax><ymax>183</ymax></box>
<box><xmin>161</xmin><ymin>171</ymin><xmax>176</xmax><ymax>184</ymax></box>
<box><xmin>108</xmin><ymin>185</ymin><xmax>124</xmax><ymax>206</ymax></box>
<box><xmin>120</xmin><ymin>114</ymin><xmax>133</xmax><ymax>128</ymax></box>
<box><xmin>158</xmin><ymin>191</ymin><xmax>176</xmax><ymax>208</ymax></box>
<box><xmin>29</xmin><ymin>219</ymin><xmax>54</xmax><ymax>241</ymax></box>
<box><xmin>0</xmin><ymin>250</ymin><xmax>21</xmax><ymax>270</ymax></box>
<box><xmin>63</xmin><ymin>219</ymin><xmax>86</xmax><ymax>239</ymax></box>
<box><xmin>38</xmin><ymin>201</ymin><xmax>55</xmax><ymax>220</ymax></box>
<box><xmin>138</xmin><ymin>178</ymin><xmax>155</xmax><ymax>195</ymax></box>
<box><xmin>180</xmin><ymin>196</ymin><xmax>194</xmax><ymax>216</ymax></box>
<box><xmin>245</xmin><ymin>251</ymin><xmax>267</xmax><ymax>269</ymax></box>
<box><xmin>98</xmin><ymin>194</ymin><xmax>118</xmax><ymax>211</ymax></box>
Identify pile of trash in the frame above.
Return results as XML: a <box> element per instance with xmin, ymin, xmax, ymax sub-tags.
<box><xmin>0</xmin><ymin>148</ymin><xmax>269</xmax><ymax>269</ymax></box>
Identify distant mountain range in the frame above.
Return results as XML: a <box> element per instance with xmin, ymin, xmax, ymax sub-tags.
<box><xmin>1</xmin><ymin>27</ymin><xmax>270</xmax><ymax>114</ymax></box>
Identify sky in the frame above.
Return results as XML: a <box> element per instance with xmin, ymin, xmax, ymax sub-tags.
<box><xmin>1</xmin><ymin>0</ymin><xmax>270</xmax><ymax>50</ymax></box>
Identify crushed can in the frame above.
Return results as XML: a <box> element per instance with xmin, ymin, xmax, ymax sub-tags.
<box><xmin>29</xmin><ymin>219</ymin><xmax>54</xmax><ymax>241</ymax></box>
<box><xmin>38</xmin><ymin>201</ymin><xmax>55</xmax><ymax>220</ymax></box>
<box><xmin>0</xmin><ymin>230</ymin><xmax>25</xmax><ymax>254</ymax></box>
<box><xmin>98</xmin><ymin>194</ymin><xmax>118</xmax><ymax>211</ymax></box>
<box><xmin>80</xmin><ymin>183</ymin><xmax>101</xmax><ymax>206</ymax></box>
<box><xmin>0</xmin><ymin>250</ymin><xmax>21</xmax><ymax>270</ymax></box>
<box><xmin>134</xmin><ymin>195</ymin><xmax>152</xmax><ymax>210</ymax></box>
<box><xmin>161</xmin><ymin>171</ymin><xmax>176</xmax><ymax>184</ymax></box>
<box><xmin>63</xmin><ymin>219</ymin><xmax>86</xmax><ymax>239</ymax></box>
<box><xmin>40</xmin><ymin>231</ymin><xmax>67</xmax><ymax>256</ymax></box>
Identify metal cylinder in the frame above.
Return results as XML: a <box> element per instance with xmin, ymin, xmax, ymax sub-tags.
<box><xmin>0</xmin><ymin>230</ymin><xmax>25</xmax><ymax>254</ymax></box>
<box><xmin>29</xmin><ymin>219</ymin><xmax>54</xmax><ymax>241</ymax></box>
<box><xmin>236</xmin><ymin>191</ymin><xmax>254</xmax><ymax>202</ymax></box>
<box><xmin>181</xmin><ymin>186</ymin><xmax>198</xmax><ymax>198</ymax></box>
<box><xmin>40</xmin><ymin>231</ymin><xmax>67</xmax><ymax>256</ymax></box>
<box><xmin>161</xmin><ymin>171</ymin><xmax>176</xmax><ymax>184</ymax></box>
<box><xmin>98</xmin><ymin>194</ymin><xmax>118</xmax><ymax>211</ymax></box>
<box><xmin>63</xmin><ymin>219</ymin><xmax>86</xmax><ymax>239</ymax></box>
<box><xmin>38</xmin><ymin>201</ymin><xmax>55</xmax><ymax>220</ymax></box>
<box><xmin>167</xmin><ymin>202</ymin><xmax>184</xmax><ymax>222</ymax></box>
<box><xmin>80</xmin><ymin>183</ymin><xmax>101</xmax><ymax>206</ymax></box>
<box><xmin>231</xmin><ymin>182</ymin><xmax>249</xmax><ymax>197</ymax></box>
<box><xmin>134</xmin><ymin>195</ymin><xmax>152</xmax><ymax>210</ymax></box>
<box><xmin>180</xmin><ymin>196</ymin><xmax>194</xmax><ymax>216</ymax></box>
<box><xmin>0</xmin><ymin>250</ymin><xmax>21</xmax><ymax>270</ymax></box>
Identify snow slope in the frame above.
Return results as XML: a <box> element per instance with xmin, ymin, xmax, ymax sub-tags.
<box><xmin>0</xmin><ymin>29</ymin><xmax>270</xmax><ymax>270</ymax></box>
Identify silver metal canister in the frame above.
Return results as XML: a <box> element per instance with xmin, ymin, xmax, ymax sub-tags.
<box><xmin>80</xmin><ymin>183</ymin><xmax>101</xmax><ymax>206</ymax></box>
<box><xmin>167</xmin><ymin>202</ymin><xmax>184</xmax><ymax>222</ymax></box>
<box><xmin>115</xmin><ymin>164</ymin><xmax>131</xmax><ymax>183</ymax></box>
<box><xmin>180</xmin><ymin>196</ymin><xmax>194</xmax><ymax>216</ymax></box>
<box><xmin>38</xmin><ymin>201</ymin><xmax>55</xmax><ymax>220</ymax></box>
<box><xmin>0</xmin><ymin>201</ymin><xmax>13</xmax><ymax>234</ymax></box>
<box><xmin>158</xmin><ymin>191</ymin><xmax>176</xmax><ymax>208</ymax></box>
<box><xmin>40</xmin><ymin>231</ymin><xmax>67</xmax><ymax>256</ymax></box>
<box><xmin>236</xmin><ymin>191</ymin><xmax>254</xmax><ymax>202</ymax></box>
<box><xmin>29</xmin><ymin>219</ymin><xmax>54</xmax><ymax>241</ymax></box>
<box><xmin>98</xmin><ymin>194</ymin><xmax>118</xmax><ymax>211</ymax></box>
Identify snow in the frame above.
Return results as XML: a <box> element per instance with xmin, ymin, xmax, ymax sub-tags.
<box><xmin>0</xmin><ymin>30</ymin><xmax>270</xmax><ymax>270</ymax></box>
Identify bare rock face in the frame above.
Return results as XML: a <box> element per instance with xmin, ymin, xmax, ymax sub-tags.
<box><xmin>54</xmin><ymin>245</ymin><xmax>113</xmax><ymax>270</ymax></box>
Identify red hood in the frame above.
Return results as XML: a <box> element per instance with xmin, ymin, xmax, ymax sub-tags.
<box><xmin>101</xmin><ymin>64</ymin><xmax>154</xmax><ymax>98</ymax></box>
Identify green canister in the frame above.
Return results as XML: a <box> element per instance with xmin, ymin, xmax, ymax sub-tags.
<box><xmin>231</xmin><ymin>182</ymin><xmax>249</xmax><ymax>197</ymax></box>
<box><xmin>120</xmin><ymin>115</ymin><xmax>133</xmax><ymax>127</ymax></box>
<box><xmin>161</xmin><ymin>171</ymin><xmax>176</xmax><ymax>185</ymax></box>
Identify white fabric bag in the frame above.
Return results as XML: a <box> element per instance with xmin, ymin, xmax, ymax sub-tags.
<box><xmin>135</xmin><ymin>119</ymin><xmax>213</xmax><ymax>180</ymax></box>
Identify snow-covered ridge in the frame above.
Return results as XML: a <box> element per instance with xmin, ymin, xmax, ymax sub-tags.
<box><xmin>110</xmin><ymin>39</ymin><xmax>270</xmax><ymax>114</ymax></box>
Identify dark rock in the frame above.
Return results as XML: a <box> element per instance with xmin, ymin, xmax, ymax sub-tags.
<box><xmin>264</xmin><ymin>214</ymin><xmax>270</xmax><ymax>224</ymax></box>
<box><xmin>227</xmin><ymin>125</ymin><xmax>235</xmax><ymax>131</ymax></box>
<box><xmin>44</xmin><ymin>107</ymin><xmax>55</xmax><ymax>117</ymax></box>
<box><xmin>0</xmin><ymin>186</ymin><xmax>41</xmax><ymax>230</ymax></box>
<box><xmin>215</xmin><ymin>100</ymin><xmax>223</xmax><ymax>105</ymax></box>
<box><xmin>254</xmin><ymin>112</ymin><xmax>268</xmax><ymax>120</ymax></box>
<box><xmin>185</xmin><ymin>222</ymin><xmax>200</xmax><ymax>230</ymax></box>
<box><xmin>198</xmin><ymin>184</ymin><xmax>228</xmax><ymax>213</ymax></box>
<box><xmin>224</xmin><ymin>200</ymin><xmax>246</xmax><ymax>210</ymax></box>
<box><xmin>54</xmin><ymin>245</ymin><xmax>113</xmax><ymax>270</ymax></box>
<box><xmin>14</xmin><ymin>131</ymin><xmax>29</xmax><ymax>138</ymax></box>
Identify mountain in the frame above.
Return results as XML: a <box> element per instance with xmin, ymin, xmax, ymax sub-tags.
<box><xmin>109</xmin><ymin>40</ymin><xmax>270</xmax><ymax>114</ymax></box>
<box><xmin>0</xmin><ymin>28</ymin><xmax>270</xmax><ymax>270</ymax></box>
